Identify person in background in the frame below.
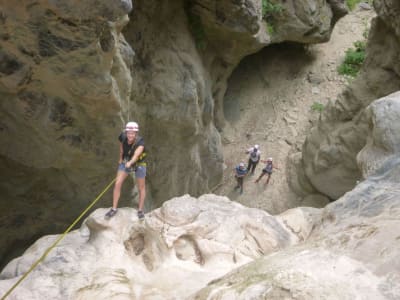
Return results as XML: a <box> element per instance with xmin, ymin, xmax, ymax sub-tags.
<box><xmin>255</xmin><ymin>157</ymin><xmax>278</xmax><ymax>185</ymax></box>
<box><xmin>105</xmin><ymin>121</ymin><xmax>147</xmax><ymax>220</ymax></box>
<box><xmin>234</xmin><ymin>162</ymin><xmax>248</xmax><ymax>194</ymax></box>
<box><xmin>245</xmin><ymin>144</ymin><xmax>261</xmax><ymax>175</ymax></box>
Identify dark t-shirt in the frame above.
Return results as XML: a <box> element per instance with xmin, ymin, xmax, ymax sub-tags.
<box><xmin>119</xmin><ymin>132</ymin><xmax>145</xmax><ymax>161</ymax></box>
<box><xmin>263</xmin><ymin>162</ymin><xmax>273</xmax><ymax>174</ymax></box>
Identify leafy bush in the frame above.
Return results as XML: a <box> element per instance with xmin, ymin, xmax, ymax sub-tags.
<box><xmin>266</xmin><ymin>23</ymin><xmax>274</xmax><ymax>35</ymax></box>
<box><xmin>262</xmin><ymin>0</ymin><xmax>283</xmax><ymax>20</ymax></box>
<box><xmin>346</xmin><ymin>0</ymin><xmax>373</xmax><ymax>10</ymax></box>
<box><xmin>337</xmin><ymin>40</ymin><xmax>366</xmax><ymax>77</ymax></box>
<box><xmin>346</xmin><ymin>0</ymin><xmax>360</xmax><ymax>10</ymax></box>
<box><xmin>262</xmin><ymin>0</ymin><xmax>283</xmax><ymax>35</ymax></box>
<box><xmin>311</xmin><ymin>102</ymin><xmax>324</xmax><ymax>112</ymax></box>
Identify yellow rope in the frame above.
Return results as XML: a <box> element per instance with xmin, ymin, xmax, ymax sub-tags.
<box><xmin>1</xmin><ymin>177</ymin><xmax>116</xmax><ymax>300</ymax></box>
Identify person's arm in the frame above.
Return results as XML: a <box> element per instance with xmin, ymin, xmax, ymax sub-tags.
<box><xmin>245</xmin><ymin>147</ymin><xmax>253</xmax><ymax>154</ymax></box>
<box><xmin>126</xmin><ymin>145</ymin><xmax>144</xmax><ymax>168</ymax></box>
<box><xmin>118</xmin><ymin>143</ymin><xmax>123</xmax><ymax>164</ymax></box>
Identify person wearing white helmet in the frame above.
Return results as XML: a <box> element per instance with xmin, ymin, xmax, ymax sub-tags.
<box><xmin>234</xmin><ymin>162</ymin><xmax>248</xmax><ymax>194</ymax></box>
<box><xmin>245</xmin><ymin>144</ymin><xmax>261</xmax><ymax>175</ymax></box>
<box><xmin>105</xmin><ymin>121</ymin><xmax>147</xmax><ymax>220</ymax></box>
<box><xmin>255</xmin><ymin>157</ymin><xmax>279</xmax><ymax>185</ymax></box>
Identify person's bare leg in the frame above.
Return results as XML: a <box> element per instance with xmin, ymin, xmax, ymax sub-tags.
<box><xmin>255</xmin><ymin>172</ymin><xmax>265</xmax><ymax>183</ymax></box>
<box><xmin>265</xmin><ymin>174</ymin><xmax>271</xmax><ymax>185</ymax></box>
<box><xmin>112</xmin><ymin>171</ymin><xmax>129</xmax><ymax>209</ymax></box>
<box><xmin>136</xmin><ymin>177</ymin><xmax>146</xmax><ymax>212</ymax></box>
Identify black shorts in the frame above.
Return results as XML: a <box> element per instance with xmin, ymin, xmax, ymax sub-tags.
<box><xmin>262</xmin><ymin>169</ymin><xmax>272</xmax><ymax>174</ymax></box>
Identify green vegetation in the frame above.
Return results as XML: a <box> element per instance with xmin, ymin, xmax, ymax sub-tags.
<box><xmin>266</xmin><ymin>23</ymin><xmax>274</xmax><ymax>35</ymax></box>
<box><xmin>311</xmin><ymin>102</ymin><xmax>324</xmax><ymax>112</ymax></box>
<box><xmin>362</xmin><ymin>18</ymin><xmax>370</xmax><ymax>39</ymax></box>
<box><xmin>362</xmin><ymin>26</ymin><xmax>369</xmax><ymax>39</ymax></box>
<box><xmin>337</xmin><ymin>40</ymin><xmax>366</xmax><ymax>77</ymax></box>
<box><xmin>262</xmin><ymin>0</ymin><xmax>283</xmax><ymax>20</ymax></box>
<box><xmin>262</xmin><ymin>0</ymin><xmax>283</xmax><ymax>35</ymax></box>
<box><xmin>346</xmin><ymin>0</ymin><xmax>373</xmax><ymax>11</ymax></box>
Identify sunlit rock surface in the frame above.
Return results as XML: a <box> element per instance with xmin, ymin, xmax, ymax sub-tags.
<box><xmin>0</xmin><ymin>194</ymin><xmax>312</xmax><ymax>299</ymax></box>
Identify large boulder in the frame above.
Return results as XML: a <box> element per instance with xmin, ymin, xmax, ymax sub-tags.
<box><xmin>357</xmin><ymin>92</ymin><xmax>400</xmax><ymax>177</ymax></box>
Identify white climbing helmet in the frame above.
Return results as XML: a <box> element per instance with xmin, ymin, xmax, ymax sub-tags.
<box><xmin>254</xmin><ymin>144</ymin><xmax>259</xmax><ymax>150</ymax></box>
<box><xmin>267</xmin><ymin>157</ymin><xmax>273</xmax><ymax>162</ymax></box>
<box><xmin>125</xmin><ymin>121</ymin><xmax>139</xmax><ymax>132</ymax></box>
<box><xmin>239</xmin><ymin>162</ymin><xmax>245</xmax><ymax>168</ymax></box>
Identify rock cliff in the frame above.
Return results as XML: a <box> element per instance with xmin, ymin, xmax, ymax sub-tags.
<box><xmin>194</xmin><ymin>91</ymin><xmax>400</xmax><ymax>299</ymax></box>
<box><xmin>1</xmin><ymin>91</ymin><xmax>400</xmax><ymax>298</ymax></box>
<box><xmin>1</xmin><ymin>0</ymin><xmax>400</xmax><ymax>298</ymax></box>
<box><xmin>0</xmin><ymin>0</ymin><xmax>345</xmax><ymax>267</ymax></box>
<box><xmin>0</xmin><ymin>0</ymin><xmax>134</xmax><ymax>267</ymax></box>
<box><xmin>293</xmin><ymin>0</ymin><xmax>400</xmax><ymax>200</ymax></box>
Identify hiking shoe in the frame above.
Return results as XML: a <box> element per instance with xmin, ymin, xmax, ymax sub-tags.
<box><xmin>137</xmin><ymin>210</ymin><xmax>145</xmax><ymax>220</ymax></box>
<box><xmin>105</xmin><ymin>208</ymin><xmax>117</xmax><ymax>218</ymax></box>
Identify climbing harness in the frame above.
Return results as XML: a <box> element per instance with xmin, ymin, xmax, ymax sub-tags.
<box><xmin>0</xmin><ymin>178</ymin><xmax>116</xmax><ymax>300</ymax></box>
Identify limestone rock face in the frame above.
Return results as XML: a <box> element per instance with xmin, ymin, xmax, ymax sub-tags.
<box><xmin>374</xmin><ymin>0</ymin><xmax>400</xmax><ymax>37</ymax></box>
<box><xmin>293</xmin><ymin>0</ymin><xmax>400</xmax><ymax>199</ymax></box>
<box><xmin>0</xmin><ymin>0</ymin><xmax>344</xmax><ymax>267</ymax></box>
<box><xmin>120</xmin><ymin>0</ymin><xmax>344</xmax><ymax>203</ymax></box>
<box><xmin>191</xmin><ymin>96</ymin><xmax>400</xmax><ymax>299</ymax></box>
<box><xmin>2</xmin><ymin>127</ymin><xmax>400</xmax><ymax>299</ymax></box>
<box><xmin>0</xmin><ymin>0</ymin><xmax>133</xmax><ymax>267</ymax></box>
<box><xmin>2</xmin><ymin>95</ymin><xmax>400</xmax><ymax>298</ymax></box>
<box><xmin>0</xmin><ymin>195</ymin><xmax>311</xmax><ymax>299</ymax></box>
<box><xmin>194</xmin><ymin>178</ymin><xmax>400</xmax><ymax>299</ymax></box>
<box><xmin>357</xmin><ymin>92</ymin><xmax>400</xmax><ymax>178</ymax></box>
<box><xmin>189</xmin><ymin>0</ymin><xmax>346</xmax><ymax>131</ymax></box>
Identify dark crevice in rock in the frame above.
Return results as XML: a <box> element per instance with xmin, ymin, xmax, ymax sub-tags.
<box><xmin>37</xmin><ymin>28</ymin><xmax>88</xmax><ymax>57</ymax></box>
<box><xmin>124</xmin><ymin>233</ymin><xmax>145</xmax><ymax>256</ymax></box>
<box><xmin>0</xmin><ymin>51</ymin><xmax>23</xmax><ymax>75</ymax></box>
<box><xmin>49</xmin><ymin>98</ymin><xmax>74</xmax><ymax>129</ymax></box>
<box><xmin>56</xmin><ymin>134</ymin><xmax>83</xmax><ymax>147</ymax></box>
<box><xmin>174</xmin><ymin>234</ymin><xmax>204</xmax><ymax>265</ymax></box>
